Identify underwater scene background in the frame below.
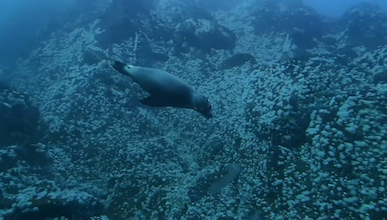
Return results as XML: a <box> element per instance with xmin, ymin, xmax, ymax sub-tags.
<box><xmin>1</xmin><ymin>0</ymin><xmax>387</xmax><ymax>219</ymax></box>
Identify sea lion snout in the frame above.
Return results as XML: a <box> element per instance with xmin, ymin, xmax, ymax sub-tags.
<box><xmin>196</xmin><ymin>104</ymin><xmax>212</xmax><ymax>119</ymax></box>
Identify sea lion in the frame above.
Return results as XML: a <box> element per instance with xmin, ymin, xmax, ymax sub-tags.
<box><xmin>112</xmin><ymin>61</ymin><xmax>212</xmax><ymax>119</ymax></box>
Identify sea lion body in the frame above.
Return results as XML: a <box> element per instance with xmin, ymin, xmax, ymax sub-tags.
<box><xmin>112</xmin><ymin>61</ymin><xmax>212</xmax><ymax>119</ymax></box>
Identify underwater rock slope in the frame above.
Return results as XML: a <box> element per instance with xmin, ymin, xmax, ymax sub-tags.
<box><xmin>1</xmin><ymin>1</ymin><xmax>387</xmax><ymax>219</ymax></box>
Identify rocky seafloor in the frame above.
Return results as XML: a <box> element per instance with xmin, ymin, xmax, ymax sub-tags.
<box><xmin>1</xmin><ymin>0</ymin><xmax>387</xmax><ymax>219</ymax></box>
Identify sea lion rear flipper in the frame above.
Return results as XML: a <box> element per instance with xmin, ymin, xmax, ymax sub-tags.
<box><xmin>112</xmin><ymin>61</ymin><xmax>130</xmax><ymax>76</ymax></box>
<box><xmin>139</xmin><ymin>95</ymin><xmax>171</xmax><ymax>107</ymax></box>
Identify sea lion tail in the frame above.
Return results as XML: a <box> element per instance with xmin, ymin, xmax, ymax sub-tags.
<box><xmin>112</xmin><ymin>61</ymin><xmax>131</xmax><ymax>76</ymax></box>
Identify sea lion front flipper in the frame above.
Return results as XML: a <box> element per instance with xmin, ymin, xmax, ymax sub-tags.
<box><xmin>139</xmin><ymin>95</ymin><xmax>171</xmax><ymax>107</ymax></box>
<box><xmin>112</xmin><ymin>61</ymin><xmax>131</xmax><ymax>77</ymax></box>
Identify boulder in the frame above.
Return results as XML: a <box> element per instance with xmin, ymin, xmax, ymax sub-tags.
<box><xmin>340</xmin><ymin>3</ymin><xmax>387</xmax><ymax>49</ymax></box>
<box><xmin>83</xmin><ymin>47</ymin><xmax>107</xmax><ymax>65</ymax></box>
<box><xmin>95</xmin><ymin>0</ymin><xmax>173</xmax><ymax>49</ymax></box>
<box><xmin>0</xmin><ymin>82</ymin><xmax>41</xmax><ymax>148</ymax></box>
<box><xmin>222</xmin><ymin>53</ymin><xmax>256</xmax><ymax>69</ymax></box>
<box><xmin>174</xmin><ymin>18</ymin><xmax>237</xmax><ymax>54</ymax></box>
